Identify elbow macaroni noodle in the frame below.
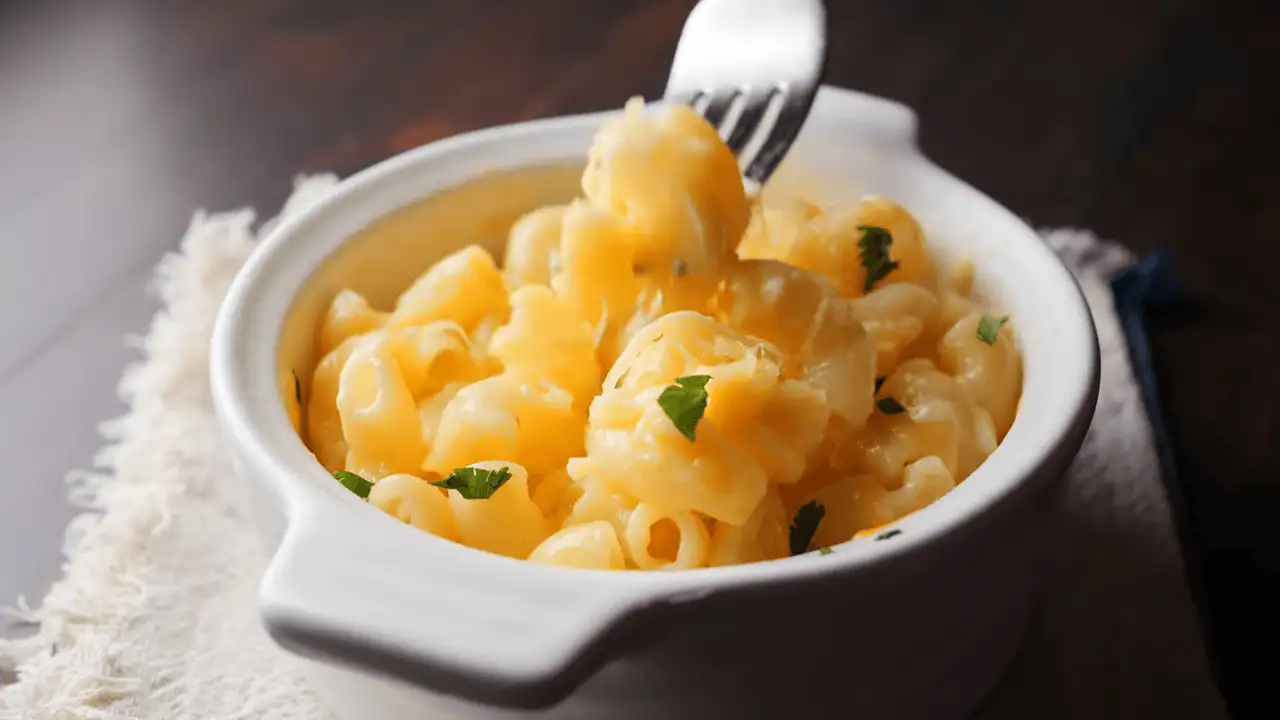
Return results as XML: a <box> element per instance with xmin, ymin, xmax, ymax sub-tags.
<box><xmin>301</xmin><ymin>98</ymin><xmax>1023</xmax><ymax>569</ymax></box>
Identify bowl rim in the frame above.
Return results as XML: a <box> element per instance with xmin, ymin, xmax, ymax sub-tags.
<box><xmin>210</xmin><ymin>84</ymin><xmax>1100</xmax><ymax>702</ymax></box>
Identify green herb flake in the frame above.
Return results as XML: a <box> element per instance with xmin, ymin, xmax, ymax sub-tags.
<box><xmin>875</xmin><ymin>528</ymin><xmax>902</xmax><ymax>541</ymax></box>
<box><xmin>431</xmin><ymin>466</ymin><xmax>513</xmax><ymax>500</ymax></box>
<box><xmin>818</xmin><ymin>546</ymin><xmax>834</xmax><ymax>556</ymax></box>
<box><xmin>857</xmin><ymin>225</ymin><xmax>900</xmax><ymax>292</ymax></box>
<box><xmin>292</xmin><ymin>370</ymin><xmax>302</xmax><ymax>405</ymax></box>
<box><xmin>333</xmin><ymin>470</ymin><xmax>373</xmax><ymax>499</ymax></box>
<box><xmin>976</xmin><ymin>315</ymin><xmax>1009</xmax><ymax>345</ymax></box>
<box><xmin>877</xmin><ymin>396</ymin><xmax>906</xmax><ymax>415</ymax></box>
<box><xmin>657</xmin><ymin>374</ymin><xmax>712</xmax><ymax>442</ymax></box>
<box><xmin>789</xmin><ymin>500</ymin><xmax>826</xmax><ymax>556</ymax></box>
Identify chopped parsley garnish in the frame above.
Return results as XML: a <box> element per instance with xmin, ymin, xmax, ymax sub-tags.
<box><xmin>657</xmin><ymin>374</ymin><xmax>711</xmax><ymax>442</ymax></box>
<box><xmin>333</xmin><ymin>470</ymin><xmax>373</xmax><ymax>499</ymax></box>
<box><xmin>976</xmin><ymin>315</ymin><xmax>1009</xmax><ymax>345</ymax></box>
<box><xmin>818</xmin><ymin>546</ymin><xmax>834</xmax><ymax>556</ymax></box>
<box><xmin>789</xmin><ymin>500</ymin><xmax>826</xmax><ymax>556</ymax></box>
<box><xmin>857</xmin><ymin>225</ymin><xmax>899</xmax><ymax>292</ymax></box>
<box><xmin>431</xmin><ymin>466</ymin><xmax>513</xmax><ymax>500</ymax></box>
<box><xmin>292</xmin><ymin>370</ymin><xmax>302</xmax><ymax>405</ymax></box>
<box><xmin>874</xmin><ymin>529</ymin><xmax>902</xmax><ymax>541</ymax></box>
<box><xmin>875</xmin><ymin>376</ymin><xmax>886</xmax><ymax>393</ymax></box>
<box><xmin>877</xmin><ymin>396</ymin><xmax>906</xmax><ymax>415</ymax></box>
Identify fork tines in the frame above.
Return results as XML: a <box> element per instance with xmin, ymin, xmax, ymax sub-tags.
<box><xmin>663</xmin><ymin>0</ymin><xmax>827</xmax><ymax>185</ymax></box>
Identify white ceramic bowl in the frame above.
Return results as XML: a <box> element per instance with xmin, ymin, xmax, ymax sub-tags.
<box><xmin>210</xmin><ymin>86</ymin><xmax>1099</xmax><ymax>719</ymax></box>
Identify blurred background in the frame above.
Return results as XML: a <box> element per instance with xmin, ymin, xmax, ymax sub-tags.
<box><xmin>0</xmin><ymin>0</ymin><xmax>1275</xmax><ymax>715</ymax></box>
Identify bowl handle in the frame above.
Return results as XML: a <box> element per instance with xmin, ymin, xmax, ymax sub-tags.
<box><xmin>258</xmin><ymin>501</ymin><xmax>662</xmax><ymax>709</ymax></box>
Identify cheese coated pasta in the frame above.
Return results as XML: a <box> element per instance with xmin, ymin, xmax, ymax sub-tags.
<box><xmin>301</xmin><ymin>98</ymin><xmax>1023</xmax><ymax>569</ymax></box>
<box><xmin>490</xmin><ymin>285</ymin><xmax>601</xmax><ymax>407</ymax></box>
<box><xmin>529</xmin><ymin>521</ymin><xmax>626</xmax><ymax>570</ymax></box>
<box><xmin>369</xmin><ymin>473</ymin><xmax>459</xmax><ymax>541</ymax></box>
<box><xmin>582</xmin><ymin>97</ymin><xmax>749</xmax><ymax>275</ymax></box>
<box><xmin>503</xmin><ymin>205</ymin><xmax>566</xmax><ymax>289</ymax></box>
<box><xmin>319</xmin><ymin>289</ymin><xmax>387</xmax><ymax>357</ymax></box>
<box><xmin>444</xmin><ymin>462</ymin><xmax>547</xmax><ymax>559</ymax></box>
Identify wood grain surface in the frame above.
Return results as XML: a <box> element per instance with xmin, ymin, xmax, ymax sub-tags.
<box><xmin>1</xmin><ymin>0</ymin><xmax>1275</xmax><ymax>715</ymax></box>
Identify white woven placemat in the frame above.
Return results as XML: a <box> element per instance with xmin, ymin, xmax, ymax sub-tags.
<box><xmin>0</xmin><ymin>176</ymin><xmax>1228</xmax><ymax>719</ymax></box>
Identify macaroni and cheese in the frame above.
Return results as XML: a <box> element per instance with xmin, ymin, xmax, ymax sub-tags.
<box><xmin>301</xmin><ymin>99</ymin><xmax>1022</xmax><ymax>570</ymax></box>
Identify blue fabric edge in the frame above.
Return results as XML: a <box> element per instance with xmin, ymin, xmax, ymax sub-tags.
<box><xmin>1109</xmin><ymin>249</ymin><xmax>1180</xmax><ymax>482</ymax></box>
<box><xmin>1109</xmin><ymin>250</ymin><xmax>1226</xmax><ymax>692</ymax></box>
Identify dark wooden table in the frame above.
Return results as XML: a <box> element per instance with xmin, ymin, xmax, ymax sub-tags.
<box><xmin>2</xmin><ymin>0</ymin><xmax>1275</xmax><ymax>715</ymax></box>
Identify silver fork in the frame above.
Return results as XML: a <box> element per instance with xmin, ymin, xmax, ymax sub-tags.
<box><xmin>664</xmin><ymin>0</ymin><xmax>827</xmax><ymax>186</ymax></box>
